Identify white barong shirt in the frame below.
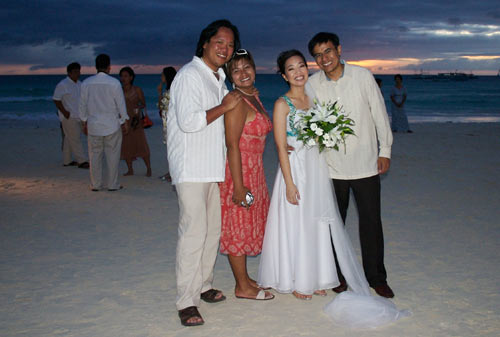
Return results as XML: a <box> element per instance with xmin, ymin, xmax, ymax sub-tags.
<box><xmin>167</xmin><ymin>56</ymin><xmax>228</xmax><ymax>185</ymax></box>
<box><xmin>306</xmin><ymin>63</ymin><xmax>393</xmax><ymax>180</ymax></box>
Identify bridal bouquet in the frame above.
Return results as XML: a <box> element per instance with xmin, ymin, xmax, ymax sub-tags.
<box><xmin>293</xmin><ymin>99</ymin><xmax>355</xmax><ymax>152</ymax></box>
<box><xmin>158</xmin><ymin>91</ymin><xmax>170</xmax><ymax>113</ymax></box>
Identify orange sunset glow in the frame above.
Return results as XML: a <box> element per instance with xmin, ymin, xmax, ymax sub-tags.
<box><xmin>2</xmin><ymin>57</ymin><xmax>499</xmax><ymax>76</ymax></box>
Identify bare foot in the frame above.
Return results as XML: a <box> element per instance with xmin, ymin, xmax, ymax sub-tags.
<box><xmin>123</xmin><ymin>170</ymin><xmax>134</xmax><ymax>176</ymax></box>
<box><xmin>235</xmin><ymin>286</ymin><xmax>274</xmax><ymax>300</ymax></box>
<box><xmin>314</xmin><ymin>290</ymin><xmax>327</xmax><ymax>296</ymax></box>
<box><xmin>146</xmin><ymin>168</ymin><xmax>152</xmax><ymax>177</ymax></box>
<box><xmin>292</xmin><ymin>291</ymin><xmax>312</xmax><ymax>300</ymax></box>
<box><xmin>178</xmin><ymin>306</ymin><xmax>204</xmax><ymax>326</ymax></box>
<box><xmin>186</xmin><ymin>316</ymin><xmax>203</xmax><ymax>325</ymax></box>
<box><xmin>248</xmin><ymin>278</ymin><xmax>259</xmax><ymax>288</ymax></box>
<box><xmin>247</xmin><ymin>278</ymin><xmax>271</xmax><ymax>290</ymax></box>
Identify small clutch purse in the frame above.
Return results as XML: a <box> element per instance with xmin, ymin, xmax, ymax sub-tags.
<box><xmin>141</xmin><ymin>114</ymin><xmax>153</xmax><ymax>129</ymax></box>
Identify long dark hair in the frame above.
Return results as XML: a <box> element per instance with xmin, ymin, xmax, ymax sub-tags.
<box><xmin>119</xmin><ymin>66</ymin><xmax>135</xmax><ymax>85</ymax></box>
<box><xmin>195</xmin><ymin>19</ymin><xmax>240</xmax><ymax>58</ymax></box>
<box><xmin>162</xmin><ymin>67</ymin><xmax>177</xmax><ymax>90</ymax></box>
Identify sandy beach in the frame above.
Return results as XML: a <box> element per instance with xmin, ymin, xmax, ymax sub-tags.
<box><xmin>0</xmin><ymin>122</ymin><xmax>499</xmax><ymax>337</ymax></box>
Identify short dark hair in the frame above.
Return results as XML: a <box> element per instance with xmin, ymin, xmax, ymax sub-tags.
<box><xmin>394</xmin><ymin>74</ymin><xmax>403</xmax><ymax>81</ymax></box>
<box><xmin>225</xmin><ymin>49</ymin><xmax>256</xmax><ymax>84</ymax></box>
<box><xmin>119</xmin><ymin>66</ymin><xmax>135</xmax><ymax>85</ymax></box>
<box><xmin>195</xmin><ymin>19</ymin><xmax>240</xmax><ymax>58</ymax></box>
<box><xmin>276</xmin><ymin>49</ymin><xmax>307</xmax><ymax>86</ymax></box>
<box><xmin>308</xmin><ymin>32</ymin><xmax>340</xmax><ymax>56</ymax></box>
<box><xmin>95</xmin><ymin>54</ymin><xmax>110</xmax><ymax>71</ymax></box>
<box><xmin>66</xmin><ymin>62</ymin><xmax>80</xmax><ymax>73</ymax></box>
<box><xmin>162</xmin><ymin>67</ymin><xmax>177</xmax><ymax>90</ymax></box>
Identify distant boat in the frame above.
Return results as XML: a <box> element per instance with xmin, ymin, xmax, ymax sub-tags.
<box><xmin>436</xmin><ymin>71</ymin><xmax>476</xmax><ymax>81</ymax></box>
<box><xmin>410</xmin><ymin>69</ymin><xmax>435</xmax><ymax>80</ymax></box>
<box><xmin>410</xmin><ymin>70</ymin><xmax>476</xmax><ymax>81</ymax></box>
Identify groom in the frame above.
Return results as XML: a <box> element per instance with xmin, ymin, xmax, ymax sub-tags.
<box><xmin>305</xmin><ymin>32</ymin><xmax>395</xmax><ymax>298</ymax></box>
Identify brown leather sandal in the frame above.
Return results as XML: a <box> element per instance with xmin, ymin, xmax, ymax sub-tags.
<box><xmin>200</xmin><ymin>289</ymin><xmax>226</xmax><ymax>303</ymax></box>
<box><xmin>178</xmin><ymin>306</ymin><xmax>204</xmax><ymax>326</ymax></box>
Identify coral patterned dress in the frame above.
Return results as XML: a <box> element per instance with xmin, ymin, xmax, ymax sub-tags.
<box><xmin>220</xmin><ymin>96</ymin><xmax>272</xmax><ymax>256</ymax></box>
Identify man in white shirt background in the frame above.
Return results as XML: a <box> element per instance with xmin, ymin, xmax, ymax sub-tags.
<box><xmin>53</xmin><ymin>62</ymin><xmax>89</xmax><ymax>168</ymax></box>
<box><xmin>79</xmin><ymin>54</ymin><xmax>129</xmax><ymax>191</ymax></box>
<box><xmin>306</xmin><ymin>32</ymin><xmax>395</xmax><ymax>299</ymax></box>
<box><xmin>167</xmin><ymin>19</ymin><xmax>242</xmax><ymax>326</ymax></box>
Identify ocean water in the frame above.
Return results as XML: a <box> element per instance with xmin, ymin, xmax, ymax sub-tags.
<box><xmin>1</xmin><ymin>74</ymin><xmax>499</xmax><ymax>125</ymax></box>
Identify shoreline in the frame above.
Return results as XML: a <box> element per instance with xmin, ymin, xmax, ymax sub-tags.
<box><xmin>1</xmin><ymin>115</ymin><xmax>500</xmax><ymax>130</ymax></box>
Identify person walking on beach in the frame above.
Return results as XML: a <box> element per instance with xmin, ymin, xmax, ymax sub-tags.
<box><xmin>53</xmin><ymin>62</ymin><xmax>89</xmax><ymax>169</ymax></box>
<box><xmin>390</xmin><ymin>74</ymin><xmax>412</xmax><ymax>133</ymax></box>
<box><xmin>306</xmin><ymin>32</ymin><xmax>395</xmax><ymax>298</ymax></box>
<box><xmin>79</xmin><ymin>54</ymin><xmax>129</xmax><ymax>191</ymax></box>
<box><xmin>167</xmin><ymin>19</ymin><xmax>242</xmax><ymax>326</ymax></box>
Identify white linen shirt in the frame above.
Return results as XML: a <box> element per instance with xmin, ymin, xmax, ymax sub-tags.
<box><xmin>53</xmin><ymin>76</ymin><xmax>81</xmax><ymax>121</ymax></box>
<box><xmin>79</xmin><ymin>72</ymin><xmax>128</xmax><ymax>136</ymax></box>
<box><xmin>306</xmin><ymin>63</ymin><xmax>393</xmax><ymax>180</ymax></box>
<box><xmin>167</xmin><ymin>56</ymin><xmax>228</xmax><ymax>185</ymax></box>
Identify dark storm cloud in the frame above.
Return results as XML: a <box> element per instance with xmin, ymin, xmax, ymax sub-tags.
<box><xmin>0</xmin><ymin>0</ymin><xmax>499</xmax><ymax>72</ymax></box>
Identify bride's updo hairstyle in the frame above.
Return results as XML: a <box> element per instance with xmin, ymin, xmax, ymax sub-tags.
<box><xmin>225</xmin><ymin>49</ymin><xmax>256</xmax><ymax>84</ymax></box>
<box><xmin>276</xmin><ymin>49</ymin><xmax>308</xmax><ymax>86</ymax></box>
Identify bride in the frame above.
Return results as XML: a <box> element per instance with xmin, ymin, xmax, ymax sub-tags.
<box><xmin>257</xmin><ymin>50</ymin><xmax>409</xmax><ymax>328</ymax></box>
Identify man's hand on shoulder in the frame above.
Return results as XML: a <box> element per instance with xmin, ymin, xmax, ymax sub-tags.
<box><xmin>377</xmin><ymin>157</ymin><xmax>391</xmax><ymax>174</ymax></box>
<box><xmin>221</xmin><ymin>90</ymin><xmax>242</xmax><ymax>112</ymax></box>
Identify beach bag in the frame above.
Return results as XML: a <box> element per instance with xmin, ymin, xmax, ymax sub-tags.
<box><xmin>141</xmin><ymin>112</ymin><xmax>153</xmax><ymax>129</ymax></box>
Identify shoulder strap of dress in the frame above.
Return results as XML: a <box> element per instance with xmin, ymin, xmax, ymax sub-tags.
<box><xmin>281</xmin><ymin>95</ymin><xmax>295</xmax><ymax>110</ymax></box>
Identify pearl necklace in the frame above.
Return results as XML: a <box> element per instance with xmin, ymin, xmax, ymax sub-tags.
<box><xmin>235</xmin><ymin>87</ymin><xmax>254</xmax><ymax>96</ymax></box>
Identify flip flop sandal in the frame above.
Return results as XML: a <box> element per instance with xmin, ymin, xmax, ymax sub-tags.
<box><xmin>200</xmin><ymin>289</ymin><xmax>226</xmax><ymax>303</ymax></box>
<box><xmin>235</xmin><ymin>289</ymin><xmax>275</xmax><ymax>301</ymax></box>
<box><xmin>178</xmin><ymin>306</ymin><xmax>204</xmax><ymax>327</ymax></box>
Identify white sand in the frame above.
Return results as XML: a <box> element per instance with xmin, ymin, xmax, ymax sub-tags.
<box><xmin>0</xmin><ymin>122</ymin><xmax>499</xmax><ymax>337</ymax></box>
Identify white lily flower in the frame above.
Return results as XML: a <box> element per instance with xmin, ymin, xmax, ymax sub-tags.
<box><xmin>292</xmin><ymin>99</ymin><xmax>353</xmax><ymax>153</ymax></box>
<box><xmin>326</xmin><ymin>115</ymin><xmax>337</xmax><ymax>124</ymax></box>
<box><xmin>307</xmin><ymin>138</ymin><xmax>316</xmax><ymax>146</ymax></box>
<box><xmin>310</xmin><ymin>104</ymin><xmax>329</xmax><ymax>122</ymax></box>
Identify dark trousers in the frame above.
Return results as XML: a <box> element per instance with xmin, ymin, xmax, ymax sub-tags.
<box><xmin>332</xmin><ymin>175</ymin><xmax>387</xmax><ymax>287</ymax></box>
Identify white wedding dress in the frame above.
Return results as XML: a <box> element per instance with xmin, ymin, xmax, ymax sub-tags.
<box><xmin>258</xmin><ymin>96</ymin><xmax>410</xmax><ymax>329</ymax></box>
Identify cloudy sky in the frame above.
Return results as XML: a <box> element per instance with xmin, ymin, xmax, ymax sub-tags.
<box><xmin>1</xmin><ymin>0</ymin><xmax>499</xmax><ymax>75</ymax></box>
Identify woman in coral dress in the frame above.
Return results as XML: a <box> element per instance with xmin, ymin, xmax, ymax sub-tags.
<box><xmin>119</xmin><ymin>67</ymin><xmax>152</xmax><ymax>176</ymax></box>
<box><xmin>219</xmin><ymin>49</ymin><xmax>274</xmax><ymax>301</ymax></box>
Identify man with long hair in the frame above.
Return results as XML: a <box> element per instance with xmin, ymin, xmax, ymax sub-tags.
<box><xmin>167</xmin><ymin>19</ymin><xmax>242</xmax><ymax>326</ymax></box>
